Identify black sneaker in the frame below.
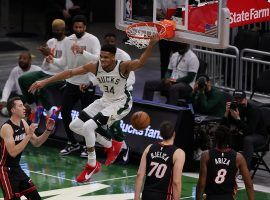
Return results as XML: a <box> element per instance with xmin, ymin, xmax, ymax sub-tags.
<box><xmin>60</xmin><ymin>142</ymin><xmax>80</xmax><ymax>155</ymax></box>
<box><xmin>80</xmin><ymin>146</ymin><xmax>88</xmax><ymax>158</ymax></box>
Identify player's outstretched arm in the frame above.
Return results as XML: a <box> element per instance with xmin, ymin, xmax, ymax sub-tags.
<box><xmin>134</xmin><ymin>144</ymin><xmax>151</xmax><ymax>200</ymax></box>
<box><xmin>196</xmin><ymin>151</ymin><xmax>209</xmax><ymax>200</ymax></box>
<box><xmin>172</xmin><ymin>148</ymin><xmax>185</xmax><ymax>200</ymax></box>
<box><xmin>24</xmin><ymin>119</ymin><xmax>55</xmax><ymax>147</ymax></box>
<box><xmin>28</xmin><ymin>62</ymin><xmax>97</xmax><ymax>93</ymax></box>
<box><xmin>123</xmin><ymin>35</ymin><xmax>159</xmax><ymax>74</ymax></box>
<box><xmin>237</xmin><ymin>153</ymin><xmax>254</xmax><ymax>200</ymax></box>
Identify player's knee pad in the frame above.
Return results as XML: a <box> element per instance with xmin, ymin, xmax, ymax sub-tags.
<box><xmin>24</xmin><ymin>190</ymin><xmax>41</xmax><ymax>200</ymax></box>
<box><xmin>96</xmin><ymin>126</ymin><xmax>112</xmax><ymax>140</ymax></box>
<box><xmin>93</xmin><ymin>112</ymin><xmax>109</xmax><ymax>127</ymax></box>
<box><xmin>78</xmin><ymin>110</ymin><xmax>92</xmax><ymax>122</ymax></box>
<box><xmin>109</xmin><ymin>121</ymin><xmax>124</xmax><ymax>141</ymax></box>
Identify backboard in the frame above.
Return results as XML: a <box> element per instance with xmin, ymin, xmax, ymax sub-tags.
<box><xmin>115</xmin><ymin>0</ymin><xmax>230</xmax><ymax>49</ymax></box>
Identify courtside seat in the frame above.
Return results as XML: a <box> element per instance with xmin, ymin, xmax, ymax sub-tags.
<box><xmin>234</xmin><ymin>29</ymin><xmax>260</xmax><ymax>51</ymax></box>
<box><xmin>251</xmin><ymin>107</ymin><xmax>270</xmax><ymax>179</ymax></box>
<box><xmin>250</xmin><ymin>70</ymin><xmax>270</xmax><ymax>107</ymax></box>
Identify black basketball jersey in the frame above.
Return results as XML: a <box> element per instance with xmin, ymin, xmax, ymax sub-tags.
<box><xmin>205</xmin><ymin>148</ymin><xmax>238</xmax><ymax>196</ymax></box>
<box><xmin>0</xmin><ymin>120</ymin><xmax>26</xmax><ymax>167</ymax></box>
<box><xmin>143</xmin><ymin>142</ymin><xmax>178</xmax><ymax>198</ymax></box>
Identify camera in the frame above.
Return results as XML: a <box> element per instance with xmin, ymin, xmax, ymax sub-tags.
<box><xmin>230</xmin><ymin>101</ymin><xmax>238</xmax><ymax>110</ymax></box>
<box><xmin>197</xmin><ymin>76</ymin><xmax>207</xmax><ymax>90</ymax></box>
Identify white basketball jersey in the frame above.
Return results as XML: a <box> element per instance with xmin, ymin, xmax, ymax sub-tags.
<box><xmin>96</xmin><ymin>60</ymin><xmax>129</xmax><ymax>100</ymax></box>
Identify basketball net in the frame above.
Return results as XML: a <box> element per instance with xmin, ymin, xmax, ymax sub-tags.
<box><xmin>125</xmin><ymin>20</ymin><xmax>176</xmax><ymax>49</ymax></box>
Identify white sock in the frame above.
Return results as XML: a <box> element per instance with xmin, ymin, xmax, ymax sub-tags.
<box><xmin>88</xmin><ymin>151</ymin><xmax>96</xmax><ymax>166</ymax></box>
<box><xmin>83</xmin><ymin>119</ymin><xmax>98</xmax><ymax>147</ymax></box>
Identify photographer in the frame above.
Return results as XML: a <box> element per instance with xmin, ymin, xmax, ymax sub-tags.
<box><xmin>191</xmin><ymin>75</ymin><xmax>225</xmax><ymax>117</ymax></box>
<box><xmin>222</xmin><ymin>90</ymin><xmax>268</xmax><ymax>171</ymax></box>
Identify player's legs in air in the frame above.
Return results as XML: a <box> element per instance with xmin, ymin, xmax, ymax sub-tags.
<box><xmin>69</xmin><ymin>98</ymin><xmax>131</xmax><ymax>182</ymax></box>
<box><xmin>96</xmin><ymin>120</ymin><xmax>130</xmax><ymax>165</ymax></box>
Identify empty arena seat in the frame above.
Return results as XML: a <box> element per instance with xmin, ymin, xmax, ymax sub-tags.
<box><xmin>251</xmin><ymin>107</ymin><xmax>270</xmax><ymax>179</ymax></box>
<box><xmin>234</xmin><ymin>29</ymin><xmax>260</xmax><ymax>51</ymax></box>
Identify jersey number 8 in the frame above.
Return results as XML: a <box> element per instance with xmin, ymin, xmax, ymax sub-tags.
<box><xmin>215</xmin><ymin>169</ymin><xmax>227</xmax><ymax>184</ymax></box>
<box><xmin>148</xmin><ymin>162</ymin><xmax>167</xmax><ymax>179</ymax></box>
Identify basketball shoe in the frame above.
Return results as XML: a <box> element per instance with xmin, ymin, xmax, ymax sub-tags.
<box><xmin>105</xmin><ymin>140</ymin><xmax>123</xmax><ymax>166</ymax></box>
<box><xmin>60</xmin><ymin>142</ymin><xmax>80</xmax><ymax>155</ymax></box>
<box><xmin>76</xmin><ymin>161</ymin><xmax>101</xmax><ymax>183</ymax></box>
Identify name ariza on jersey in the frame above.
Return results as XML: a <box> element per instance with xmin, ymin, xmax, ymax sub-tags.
<box><xmin>215</xmin><ymin>157</ymin><xmax>231</xmax><ymax>166</ymax></box>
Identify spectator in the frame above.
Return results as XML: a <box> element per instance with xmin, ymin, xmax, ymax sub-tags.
<box><xmin>196</xmin><ymin>125</ymin><xmax>254</xmax><ymax>200</ymax></box>
<box><xmin>156</xmin><ymin>0</ymin><xmax>184</xmax><ymax>79</ymax></box>
<box><xmin>0</xmin><ymin>52</ymin><xmax>41</xmax><ymax>116</ymax></box>
<box><xmin>191</xmin><ymin>74</ymin><xmax>225</xmax><ymax>117</ymax></box>
<box><xmin>134</xmin><ymin>121</ymin><xmax>185</xmax><ymax>200</ymax></box>
<box><xmin>19</xmin><ymin>19</ymin><xmax>67</xmax><ymax>114</ymax></box>
<box><xmin>143</xmin><ymin>42</ymin><xmax>199</xmax><ymax>105</ymax></box>
<box><xmin>222</xmin><ymin>89</ymin><xmax>268</xmax><ymax>171</ymax></box>
<box><xmin>51</xmin><ymin>15</ymin><xmax>101</xmax><ymax>158</ymax></box>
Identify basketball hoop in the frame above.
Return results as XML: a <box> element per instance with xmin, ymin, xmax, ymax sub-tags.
<box><xmin>125</xmin><ymin>20</ymin><xmax>176</xmax><ymax>49</ymax></box>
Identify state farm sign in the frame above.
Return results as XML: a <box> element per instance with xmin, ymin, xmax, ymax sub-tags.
<box><xmin>228</xmin><ymin>0</ymin><xmax>270</xmax><ymax>27</ymax></box>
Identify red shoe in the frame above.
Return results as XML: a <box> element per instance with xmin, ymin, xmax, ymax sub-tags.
<box><xmin>76</xmin><ymin>161</ymin><xmax>101</xmax><ymax>183</ymax></box>
<box><xmin>105</xmin><ymin>140</ymin><xmax>123</xmax><ymax>166</ymax></box>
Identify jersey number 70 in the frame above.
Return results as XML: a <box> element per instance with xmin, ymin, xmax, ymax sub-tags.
<box><xmin>147</xmin><ymin>162</ymin><xmax>168</xmax><ymax>178</ymax></box>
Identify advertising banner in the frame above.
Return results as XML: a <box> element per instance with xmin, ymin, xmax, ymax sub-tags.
<box><xmin>39</xmin><ymin>97</ymin><xmax>193</xmax><ymax>155</ymax></box>
<box><xmin>228</xmin><ymin>0</ymin><xmax>270</xmax><ymax>28</ymax></box>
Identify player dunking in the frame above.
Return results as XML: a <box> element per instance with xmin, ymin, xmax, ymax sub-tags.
<box><xmin>196</xmin><ymin>125</ymin><xmax>254</xmax><ymax>200</ymax></box>
<box><xmin>135</xmin><ymin>121</ymin><xmax>185</xmax><ymax>200</ymax></box>
<box><xmin>0</xmin><ymin>97</ymin><xmax>55</xmax><ymax>200</ymax></box>
<box><xmin>29</xmin><ymin>36</ymin><xmax>159</xmax><ymax>183</ymax></box>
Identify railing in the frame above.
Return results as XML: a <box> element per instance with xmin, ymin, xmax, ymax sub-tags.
<box><xmin>240</xmin><ymin>49</ymin><xmax>270</xmax><ymax>96</ymax></box>
<box><xmin>193</xmin><ymin>46</ymin><xmax>239</xmax><ymax>89</ymax></box>
<box><xmin>192</xmin><ymin>46</ymin><xmax>270</xmax><ymax>99</ymax></box>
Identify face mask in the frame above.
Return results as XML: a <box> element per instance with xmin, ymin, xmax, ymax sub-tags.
<box><xmin>178</xmin><ymin>48</ymin><xmax>187</xmax><ymax>55</ymax></box>
<box><xmin>53</xmin><ymin>32</ymin><xmax>62</xmax><ymax>40</ymax></box>
<box><xmin>75</xmin><ymin>32</ymin><xmax>84</xmax><ymax>39</ymax></box>
<box><xmin>19</xmin><ymin>61</ymin><xmax>29</xmax><ymax>70</ymax></box>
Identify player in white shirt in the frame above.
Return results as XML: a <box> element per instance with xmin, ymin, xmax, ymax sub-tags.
<box><xmin>18</xmin><ymin>19</ymin><xmax>67</xmax><ymax>113</ymax></box>
<box><xmin>143</xmin><ymin>43</ymin><xmax>199</xmax><ymax>105</ymax></box>
<box><xmin>52</xmin><ymin>15</ymin><xmax>101</xmax><ymax>158</ymax></box>
<box><xmin>29</xmin><ymin>36</ymin><xmax>159</xmax><ymax>183</ymax></box>
<box><xmin>0</xmin><ymin>52</ymin><xmax>41</xmax><ymax>116</ymax></box>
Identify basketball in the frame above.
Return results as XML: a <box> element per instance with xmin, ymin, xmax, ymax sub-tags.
<box><xmin>131</xmin><ymin>111</ymin><xmax>151</xmax><ymax>130</ymax></box>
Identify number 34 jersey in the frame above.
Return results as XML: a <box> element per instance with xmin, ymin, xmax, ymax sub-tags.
<box><xmin>144</xmin><ymin>143</ymin><xmax>178</xmax><ymax>196</ymax></box>
<box><xmin>96</xmin><ymin>60</ymin><xmax>128</xmax><ymax>100</ymax></box>
<box><xmin>205</xmin><ymin>148</ymin><xmax>238</xmax><ymax>196</ymax></box>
